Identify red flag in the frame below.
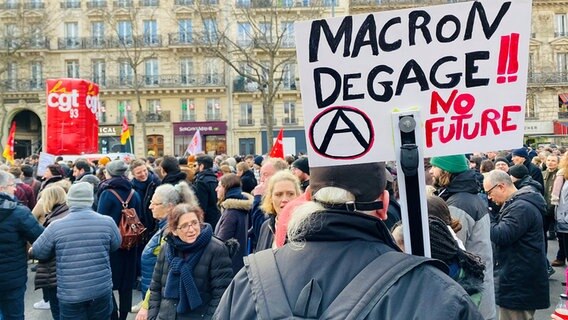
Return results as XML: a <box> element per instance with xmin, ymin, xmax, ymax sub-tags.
<box><xmin>269</xmin><ymin>128</ymin><xmax>284</xmax><ymax>159</ymax></box>
<box><xmin>2</xmin><ymin>121</ymin><xmax>15</xmax><ymax>164</ymax></box>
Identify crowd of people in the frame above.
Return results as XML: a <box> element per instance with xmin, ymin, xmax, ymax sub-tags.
<box><xmin>0</xmin><ymin>144</ymin><xmax>564</xmax><ymax>319</ymax></box>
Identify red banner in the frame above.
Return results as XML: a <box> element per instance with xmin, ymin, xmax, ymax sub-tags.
<box><xmin>46</xmin><ymin>79</ymin><xmax>99</xmax><ymax>155</ymax></box>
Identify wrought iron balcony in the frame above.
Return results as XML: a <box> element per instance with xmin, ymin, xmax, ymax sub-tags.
<box><xmin>60</xmin><ymin>0</ymin><xmax>81</xmax><ymax>8</ymax></box>
<box><xmin>24</xmin><ymin>1</ymin><xmax>45</xmax><ymax>9</ymax></box>
<box><xmin>239</xmin><ymin>118</ymin><xmax>255</xmax><ymax>126</ymax></box>
<box><xmin>87</xmin><ymin>0</ymin><xmax>107</xmax><ymax>8</ymax></box>
<box><xmin>0</xmin><ymin>37</ymin><xmax>49</xmax><ymax>49</ymax></box>
<box><xmin>0</xmin><ymin>79</ymin><xmax>45</xmax><ymax>92</ymax></box>
<box><xmin>114</xmin><ymin>0</ymin><xmax>133</xmax><ymax>7</ymax></box>
<box><xmin>205</xmin><ymin>112</ymin><xmax>221</xmax><ymax>121</ymax></box>
<box><xmin>555</xmin><ymin>31</ymin><xmax>568</xmax><ymax>38</ymax></box>
<box><xmin>260</xmin><ymin>118</ymin><xmax>277</xmax><ymax>126</ymax></box>
<box><xmin>140</xmin><ymin>0</ymin><xmax>159</xmax><ymax>5</ymax></box>
<box><xmin>137</xmin><ymin>110</ymin><xmax>171</xmax><ymax>123</ymax></box>
<box><xmin>282</xmin><ymin>117</ymin><xmax>298</xmax><ymax>125</ymax></box>
<box><xmin>180</xmin><ymin>114</ymin><xmax>196</xmax><ymax>121</ymax></box>
<box><xmin>0</xmin><ymin>2</ymin><xmax>20</xmax><ymax>9</ymax></box>
<box><xmin>88</xmin><ymin>73</ymin><xmax>226</xmax><ymax>89</ymax></box>
<box><xmin>174</xmin><ymin>0</ymin><xmax>193</xmax><ymax>4</ymax></box>
<box><xmin>59</xmin><ymin>36</ymin><xmax>163</xmax><ymax>50</ymax></box>
<box><xmin>528</xmin><ymin>72</ymin><xmax>568</xmax><ymax>85</ymax></box>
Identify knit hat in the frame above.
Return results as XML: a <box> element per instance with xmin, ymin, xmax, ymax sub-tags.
<box><xmin>98</xmin><ymin>156</ymin><xmax>111</xmax><ymax>166</ymax></box>
<box><xmin>494</xmin><ymin>157</ymin><xmax>509</xmax><ymax>166</ymax></box>
<box><xmin>254</xmin><ymin>155</ymin><xmax>264</xmax><ymax>166</ymax></box>
<box><xmin>67</xmin><ymin>182</ymin><xmax>94</xmax><ymax>207</ymax></box>
<box><xmin>310</xmin><ymin>162</ymin><xmax>386</xmax><ymax>211</ymax></box>
<box><xmin>508</xmin><ymin>164</ymin><xmax>528</xmax><ymax>179</ymax></box>
<box><xmin>292</xmin><ymin>157</ymin><xmax>309</xmax><ymax>175</ymax></box>
<box><xmin>429</xmin><ymin>155</ymin><xmax>469</xmax><ymax>174</ymax></box>
<box><xmin>106</xmin><ymin>160</ymin><xmax>128</xmax><ymax>177</ymax></box>
<box><xmin>78</xmin><ymin>174</ymin><xmax>100</xmax><ymax>192</ymax></box>
<box><xmin>511</xmin><ymin>148</ymin><xmax>528</xmax><ymax>159</ymax></box>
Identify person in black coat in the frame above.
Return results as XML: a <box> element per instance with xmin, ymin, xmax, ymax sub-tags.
<box><xmin>484</xmin><ymin>170</ymin><xmax>549</xmax><ymax>318</ymax></box>
<box><xmin>236</xmin><ymin>162</ymin><xmax>257</xmax><ymax>194</ymax></box>
<box><xmin>147</xmin><ymin>204</ymin><xmax>233</xmax><ymax>320</ymax></box>
<box><xmin>194</xmin><ymin>155</ymin><xmax>221</xmax><ymax>227</ymax></box>
<box><xmin>511</xmin><ymin>148</ymin><xmax>544</xmax><ymax>194</ymax></box>
<box><xmin>509</xmin><ymin>164</ymin><xmax>544</xmax><ymax>194</ymax></box>
<box><xmin>131</xmin><ymin>160</ymin><xmax>161</xmax><ymax>237</ymax></box>
<box><xmin>0</xmin><ymin>170</ymin><xmax>44</xmax><ymax>319</ymax></box>
<box><xmin>214</xmin><ymin>174</ymin><xmax>253</xmax><ymax>273</ymax></box>
<box><xmin>97</xmin><ymin>160</ymin><xmax>143</xmax><ymax>320</ymax></box>
<box><xmin>160</xmin><ymin>156</ymin><xmax>188</xmax><ymax>186</ymax></box>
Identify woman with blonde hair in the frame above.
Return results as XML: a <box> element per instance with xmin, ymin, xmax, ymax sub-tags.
<box><xmin>255</xmin><ymin>171</ymin><xmax>301</xmax><ymax>251</ymax></box>
<box><xmin>33</xmin><ymin>186</ymin><xmax>69</xmax><ymax>320</ymax></box>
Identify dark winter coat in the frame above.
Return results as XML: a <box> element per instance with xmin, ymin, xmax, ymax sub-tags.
<box><xmin>39</xmin><ymin>175</ymin><xmax>64</xmax><ymax>194</ymax></box>
<box><xmin>97</xmin><ymin>176</ymin><xmax>143</xmax><ymax>290</ymax></box>
<box><xmin>215</xmin><ymin>191</ymin><xmax>253</xmax><ymax>273</ymax></box>
<box><xmin>214</xmin><ymin>210</ymin><xmax>483</xmax><ymax>320</ymax></box>
<box><xmin>0</xmin><ymin>193</ymin><xmax>44</xmax><ymax>292</ymax></box>
<box><xmin>132</xmin><ymin>171</ymin><xmax>161</xmax><ymax>236</ymax></box>
<box><xmin>34</xmin><ymin>203</ymin><xmax>70</xmax><ymax>290</ymax></box>
<box><xmin>514</xmin><ymin>175</ymin><xmax>544</xmax><ymax>195</ymax></box>
<box><xmin>162</xmin><ymin>171</ymin><xmax>188</xmax><ymax>186</ymax></box>
<box><xmin>436</xmin><ymin>169</ymin><xmax>495</xmax><ymax>319</ymax></box>
<box><xmin>193</xmin><ymin>169</ymin><xmax>221</xmax><ymax>227</ymax></box>
<box><xmin>147</xmin><ymin>236</ymin><xmax>233</xmax><ymax>320</ymax></box>
<box><xmin>248</xmin><ymin>194</ymin><xmax>266</xmax><ymax>252</ymax></box>
<box><xmin>255</xmin><ymin>216</ymin><xmax>275</xmax><ymax>252</ymax></box>
<box><xmin>490</xmin><ymin>187</ymin><xmax>549</xmax><ymax>310</ymax></box>
<box><xmin>239</xmin><ymin>170</ymin><xmax>257</xmax><ymax>194</ymax></box>
<box><xmin>524</xmin><ymin>158</ymin><xmax>545</xmax><ymax>195</ymax></box>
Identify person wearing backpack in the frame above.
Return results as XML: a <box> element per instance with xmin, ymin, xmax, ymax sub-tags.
<box><xmin>214</xmin><ymin>162</ymin><xmax>483</xmax><ymax>320</ymax></box>
<box><xmin>97</xmin><ymin>160</ymin><xmax>143</xmax><ymax>320</ymax></box>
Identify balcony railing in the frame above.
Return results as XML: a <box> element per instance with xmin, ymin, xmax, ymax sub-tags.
<box><xmin>0</xmin><ymin>37</ymin><xmax>49</xmax><ymax>49</ymax></box>
<box><xmin>528</xmin><ymin>72</ymin><xmax>568</xmax><ymax>85</ymax></box>
<box><xmin>87</xmin><ymin>74</ymin><xmax>225</xmax><ymax>89</ymax></box>
<box><xmin>59</xmin><ymin>36</ymin><xmax>163</xmax><ymax>50</ymax></box>
<box><xmin>260</xmin><ymin>118</ymin><xmax>277</xmax><ymax>126</ymax></box>
<box><xmin>24</xmin><ymin>1</ymin><xmax>45</xmax><ymax>9</ymax></box>
<box><xmin>0</xmin><ymin>79</ymin><xmax>44</xmax><ymax>92</ymax></box>
<box><xmin>350</xmin><ymin>0</ymin><xmax>449</xmax><ymax>5</ymax></box>
<box><xmin>137</xmin><ymin>110</ymin><xmax>171</xmax><ymax>123</ymax></box>
<box><xmin>283</xmin><ymin>117</ymin><xmax>298</xmax><ymax>125</ymax></box>
<box><xmin>87</xmin><ymin>0</ymin><xmax>107</xmax><ymax>8</ymax></box>
<box><xmin>60</xmin><ymin>1</ymin><xmax>81</xmax><ymax>8</ymax></box>
<box><xmin>0</xmin><ymin>2</ymin><xmax>20</xmax><ymax>9</ymax></box>
<box><xmin>114</xmin><ymin>0</ymin><xmax>133</xmax><ymax>7</ymax></box>
<box><xmin>239</xmin><ymin>118</ymin><xmax>255</xmax><ymax>126</ymax></box>
<box><xmin>175</xmin><ymin>0</ymin><xmax>193</xmax><ymax>4</ymax></box>
<box><xmin>140</xmin><ymin>0</ymin><xmax>159</xmax><ymax>5</ymax></box>
<box><xmin>555</xmin><ymin>31</ymin><xmax>568</xmax><ymax>38</ymax></box>
<box><xmin>180</xmin><ymin>114</ymin><xmax>196</xmax><ymax>121</ymax></box>
<box><xmin>206</xmin><ymin>112</ymin><xmax>221</xmax><ymax>121</ymax></box>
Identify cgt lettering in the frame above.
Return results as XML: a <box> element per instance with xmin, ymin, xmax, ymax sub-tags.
<box><xmin>425</xmin><ymin>89</ymin><xmax>521</xmax><ymax>147</ymax></box>
<box><xmin>47</xmin><ymin>90</ymin><xmax>79</xmax><ymax>112</ymax></box>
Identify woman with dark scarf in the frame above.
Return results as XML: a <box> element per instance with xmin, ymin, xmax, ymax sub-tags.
<box><xmin>214</xmin><ymin>173</ymin><xmax>253</xmax><ymax>274</ymax></box>
<box><xmin>97</xmin><ymin>160</ymin><xmax>143</xmax><ymax>320</ymax></box>
<box><xmin>33</xmin><ymin>186</ymin><xmax>69</xmax><ymax>320</ymax></box>
<box><xmin>39</xmin><ymin>164</ymin><xmax>65</xmax><ymax>195</ymax></box>
<box><xmin>147</xmin><ymin>204</ymin><xmax>233</xmax><ymax>320</ymax></box>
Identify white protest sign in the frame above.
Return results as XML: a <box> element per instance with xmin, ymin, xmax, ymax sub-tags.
<box><xmin>37</xmin><ymin>152</ymin><xmax>56</xmax><ymax>177</ymax></box>
<box><xmin>295</xmin><ymin>0</ymin><xmax>532</xmax><ymax>167</ymax></box>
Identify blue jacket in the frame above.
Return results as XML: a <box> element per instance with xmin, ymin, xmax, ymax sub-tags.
<box><xmin>32</xmin><ymin>205</ymin><xmax>121</xmax><ymax>303</ymax></box>
<box><xmin>140</xmin><ymin>219</ymin><xmax>167</xmax><ymax>295</ymax></box>
<box><xmin>0</xmin><ymin>193</ymin><xmax>44</xmax><ymax>292</ymax></box>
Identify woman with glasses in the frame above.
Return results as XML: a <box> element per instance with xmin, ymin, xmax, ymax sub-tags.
<box><xmin>146</xmin><ymin>204</ymin><xmax>233</xmax><ymax>320</ymax></box>
<box><xmin>135</xmin><ymin>181</ymin><xmax>197</xmax><ymax>319</ymax></box>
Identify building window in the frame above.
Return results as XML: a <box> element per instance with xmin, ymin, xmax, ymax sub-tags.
<box><xmin>92</xmin><ymin>59</ymin><xmax>106</xmax><ymax>86</ymax></box>
<box><xmin>180</xmin><ymin>58</ymin><xmax>194</xmax><ymax>85</ymax></box>
<box><xmin>143</xmin><ymin>20</ymin><xmax>159</xmax><ymax>46</ymax></box>
<box><xmin>237</xmin><ymin>22</ymin><xmax>252</xmax><ymax>46</ymax></box>
<box><xmin>91</xmin><ymin>21</ymin><xmax>105</xmax><ymax>47</ymax></box>
<box><xmin>239</xmin><ymin>102</ymin><xmax>253</xmax><ymax>126</ymax></box>
<box><xmin>147</xmin><ymin>99</ymin><xmax>161</xmax><ymax>114</ymax></box>
<box><xmin>30</xmin><ymin>25</ymin><xmax>43</xmax><ymax>48</ymax></box>
<box><xmin>119</xmin><ymin>60</ymin><xmax>133</xmax><ymax>85</ymax></box>
<box><xmin>526</xmin><ymin>94</ymin><xmax>537</xmax><ymax>119</ymax></box>
<box><xmin>206</xmin><ymin>98</ymin><xmax>221</xmax><ymax>120</ymax></box>
<box><xmin>258</xmin><ymin>22</ymin><xmax>272</xmax><ymax>45</ymax></box>
<box><xmin>205</xmin><ymin>58</ymin><xmax>220</xmax><ymax>85</ymax></box>
<box><xmin>99</xmin><ymin>100</ymin><xmax>107</xmax><ymax>123</ymax></box>
<box><xmin>145</xmin><ymin>58</ymin><xmax>159</xmax><ymax>85</ymax></box>
<box><xmin>203</xmin><ymin>18</ymin><xmax>217</xmax><ymax>43</ymax></box>
<box><xmin>281</xmin><ymin>21</ymin><xmax>294</xmax><ymax>47</ymax></box>
<box><xmin>556</xmin><ymin>14</ymin><xmax>568</xmax><ymax>37</ymax></box>
<box><xmin>66</xmin><ymin>60</ymin><xmax>80</xmax><ymax>78</ymax></box>
<box><xmin>30</xmin><ymin>61</ymin><xmax>42</xmax><ymax>89</ymax></box>
<box><xmin>64</xmin><ymin>22</ymin><xmax>80</xmax><ymax>48</ymax></box>
<box><xmin>117</xmin><ymin>20</ymin><xmax>133</xmax><ymax>46</ymax></box>
<box><xmin>558</xmin><ymin>53</ymin><xmax>568</xmax><ymax>81</ymax></box>
<box><xmin>283</xmin><ymin>101</ymin><xmax>296</xmax><ymax>125</ymax></box>
<box><xmin>118</xmin><ymin>100</ymin><xmax>133</xmax><ymax>122</ymax></box>
<box><xmin>6</xmin><ymin>62</ymin><xmax>17</xmax><ymax>90</ymax></box>
<box><xmin>181</xmin><ymin>98</ymin><xmax>196</xmax><ymax>121</ymax></box>
<box><xmin>282</xmin><ymin>63</ymin><xmax>295</xmax><ymax>90</ymax></box>
<box><xmin>178</xmin><ymin>19</ymin><xmax>192</xmax><ymax>43</ymax></box>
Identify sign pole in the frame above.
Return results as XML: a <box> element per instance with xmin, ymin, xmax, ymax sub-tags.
<box><xmin>391</xmin><ymin>110</ymin><xmax>430</xmax><ymax>257</ymax></box>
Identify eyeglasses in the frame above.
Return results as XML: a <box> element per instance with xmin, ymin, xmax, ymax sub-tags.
<box><xmin>485</xmin><ymin>184</ymin><xmax>501</xmax><ymax>197</ymax></box>
<box><xmin>177</xmin><ymin>221</ymin><xmax>200</xmax><ymax>231</ymax></box>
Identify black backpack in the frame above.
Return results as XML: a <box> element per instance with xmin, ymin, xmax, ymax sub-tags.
<box><xmin>245</xmin><ymin>250</ymin><xmax>446</xmax><ymax>320</ymax></box>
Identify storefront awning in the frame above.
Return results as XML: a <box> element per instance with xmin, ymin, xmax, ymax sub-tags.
<box><xmin>559</xmin><ymin>93</ymin><xmax>568</xmax><ymax>104</ymax></box>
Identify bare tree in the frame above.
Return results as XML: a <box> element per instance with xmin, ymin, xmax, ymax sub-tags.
<box><xmin>0</xmin><ymin>4</ymin><xmax>61</xmax><ymax>151</ymax></box>
<box><xmin>194</xmin><ymin>0</ymin><xmax>325</xmax><ymax>152</ymax></box>
<box><xmin>94</xmin><ymin>2</ymin><xmax>164</xmax><ymax>154</ymax></box>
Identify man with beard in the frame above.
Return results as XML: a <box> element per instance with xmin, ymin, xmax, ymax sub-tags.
<box><xmin>194</xmin><ymin>155</ymin><xmax>221</xmax><ymax>227</ymax></box>
<box><xmin>429</xmin><ymin>154</ymin><xmax>496</xmax><ymax>320</ymax></box>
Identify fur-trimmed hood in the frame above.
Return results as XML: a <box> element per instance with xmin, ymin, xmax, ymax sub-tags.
<box><xmin>220</xmin><ymin>192</ymin><xmax>253</xmax><ymax>211</ymax></box>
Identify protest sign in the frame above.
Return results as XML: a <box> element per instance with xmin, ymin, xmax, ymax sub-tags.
<box><xmin>295</xmin><ymin>0</ymin><xmax>532</xmax><ymax>167</ymax></box>
<box><xmin>37</xmin><ymin>152</ymin><xmax>56</xmax><ymax>177</ymax></box>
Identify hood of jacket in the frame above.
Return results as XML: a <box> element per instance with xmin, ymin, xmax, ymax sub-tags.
<box><xmin>221</xmin><ymin>192</ymin><xmax>253</xmax><ymax>211</ymax></box>
<box><xmin>161</xmin><ymin>171</ymin><xmax>187</xmax><ymax>185</ymax></box>
<box><xmin>195</xmin><ymin>168</ymin><xmax>218</xmax><ymax>183</ymax></box>
<box><xmin>514</xmin><ymin>176</ymin><xmax>543</xmax><ymax>194</ymax></box>
<box><xmin>0</xmin><ymin>192</ymin><xmax>17</xmax><ymax>223</ymax></box>
<box><xmin>502</xmin><ymin>187</ymin><xmax>546</xmax><ymax>215</ymax></box>
<box><xmin>438</xmin><ymin>170</ymin><xmax>481</xmax><ymax>199</ymax></box>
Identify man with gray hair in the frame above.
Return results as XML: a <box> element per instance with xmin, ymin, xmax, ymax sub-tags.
<box><xmin>0</xmin><ymin>170</ymin><xmax>44</xmax><ymax>319</ymax></box>
<box><xmin>215</xmin><ymin>162</ymin><xmax>483</xmax><ymax>319</ymax></box>
<box><xmin>31</xmin><ymin>182</ymin><xmax>121</xmax><ymax>320</ymax></box>
<box><xmin>483</xmin><ymin>170</ymin><xmax>549</xmax><ymax>320</ymax></box>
